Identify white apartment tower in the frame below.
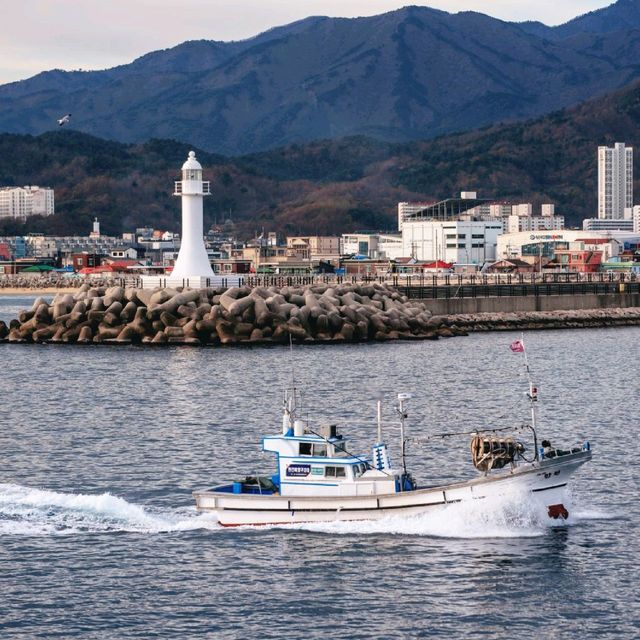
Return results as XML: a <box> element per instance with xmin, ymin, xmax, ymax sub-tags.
<box><xmin>598</xmin><ymin>143</ymin><xmax>633</xmax><ymax>219</ymax></box>
<box><xmin>0</xmin><ymin>186</ymin><xmax>54</xmax><ymax>220</ymax></box>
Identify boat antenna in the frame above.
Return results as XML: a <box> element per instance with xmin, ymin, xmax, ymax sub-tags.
<box><xmin>514</xmin><ymin>333</ymin><xmax>539</xmax><ymax>458</ymax></box>
<box><xmin>282</xmin><ymin>333</ymin><xmax>298</xmax><ymax>431</ymax></box>
<box><xmin>289</xmin><ymin>333</ymin><xmax>295</xmax><ymax>395</ymax></box>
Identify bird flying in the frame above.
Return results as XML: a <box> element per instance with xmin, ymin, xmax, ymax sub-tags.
<box><xmin>57</xmin><ymin>113</ymin><xmax>71</xmax><ymax>126</ymax></box>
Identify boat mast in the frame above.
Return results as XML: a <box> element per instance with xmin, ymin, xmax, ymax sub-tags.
<box><xmin>282</xmin><ymin>335</ymin><xmax>298</xmax><ymax>434</ymax></box>
<box><xmin>518</xmin><ymin>334</ymin><xmax>540</xmax><ymax>459</ymax></box>
<box><xmin>397</xmin><ymin>393</ymin><xmax>412</xmax><ymax>477</ymax></box>
<box><xmin>520</xmin><ymin>335</ymin><xmax>538</xmax><ymax>431</ymax></box>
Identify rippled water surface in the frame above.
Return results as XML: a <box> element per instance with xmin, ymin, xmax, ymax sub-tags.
<box><xmin>0</xmin><ymin>295</ymin><xmax>638</xmax><ymax>638</ymax></box>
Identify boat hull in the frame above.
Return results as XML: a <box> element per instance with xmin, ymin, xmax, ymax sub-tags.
<box><xmin>194</xmin><ymin>450</ymin><xmax>590</xmax><ymax>527</ymax></box>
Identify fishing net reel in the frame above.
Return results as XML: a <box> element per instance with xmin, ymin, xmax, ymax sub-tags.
<box><xmin>471</xmin><ymin>435</ymin><xmax>525</xmax><ymax>472</ymax></box>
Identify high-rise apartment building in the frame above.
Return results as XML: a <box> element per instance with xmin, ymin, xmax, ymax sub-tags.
<box><xmin>0</xmin><ymin>186</ymin><xmax>54</xmax><ymax>220</ymax></box>
<box><xmin>598</xmin><ymin>143</ymin><xmax>633</xmax><ymax>219</ymax></box>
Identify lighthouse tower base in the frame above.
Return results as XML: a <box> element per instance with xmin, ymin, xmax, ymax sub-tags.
<box><xmin>140</xmin><ymin>274</ymin><xmax>245</xmax><ymax>290</ymax></box>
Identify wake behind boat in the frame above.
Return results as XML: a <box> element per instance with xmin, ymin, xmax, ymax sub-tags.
<box><xmin>194</xmin><ymin>340</ymin><xmax>592</xmax><ymax>527</ymax></box>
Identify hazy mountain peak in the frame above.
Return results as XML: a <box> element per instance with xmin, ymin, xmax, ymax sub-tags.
<box><xmin>2</xmin><ymin>2</ymin><xmax>640</xmax><ymax>154</ymax></box>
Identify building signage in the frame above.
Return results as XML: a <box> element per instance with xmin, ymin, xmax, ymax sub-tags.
<box><xmin>286</xmin><ymin>464</ymin><xmax>311</xmax><ymax>477</ymax></box>
<box><xmin>529</xmin><ymin>234</ymin><xmax>564</xmax><ymax>241</ymax></box>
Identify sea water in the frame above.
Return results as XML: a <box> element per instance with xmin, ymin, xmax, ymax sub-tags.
<box><xmin>0</xmin><ymin>294</ymin><xmax>638</xmax><ymax>638</ymax></box>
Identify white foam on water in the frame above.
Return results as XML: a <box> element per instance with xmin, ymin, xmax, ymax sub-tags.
<box><xmin>268</xmin><ymin>489</ymin><xmax>564</xmax><ymax>539</ymax></box>
<box><xmin>571</xmin><ymin>508</ymin><xmax>620</xmax><ymax>522</ymax></box>
<box><xmin>0</xmin><ymin>483</ymin><xmax>220</xmax><ymax>536</ymax></box>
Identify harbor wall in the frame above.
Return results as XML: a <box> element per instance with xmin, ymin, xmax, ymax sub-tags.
<box><xmin>420</xmin><ymin>292</ymin><xmax>640</xmax><ymax>316</ymax></box>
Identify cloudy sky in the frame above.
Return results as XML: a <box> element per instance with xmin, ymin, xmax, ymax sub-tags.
<box><xmin>1</xmin><ymin>0</ymin><xmax>611</xmax><ymax>85</ymax></box>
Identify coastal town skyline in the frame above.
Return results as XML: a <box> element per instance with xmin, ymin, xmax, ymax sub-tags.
<box><xmin>1</xmin><ymin>0</ymin><xmax>611</xmax><ymax>84</ymax></box>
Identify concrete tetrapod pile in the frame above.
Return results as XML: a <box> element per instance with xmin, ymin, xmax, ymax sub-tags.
<box><xmin>0</xmin><ymin>283</ymin><xmax>460</xmax><ymax>345</ymax></box>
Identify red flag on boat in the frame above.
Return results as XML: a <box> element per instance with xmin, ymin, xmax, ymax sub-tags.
<box><xmin>510</xmin><ymin>339</ymin><xmax>525</xmax><ymax>352</ymax></box>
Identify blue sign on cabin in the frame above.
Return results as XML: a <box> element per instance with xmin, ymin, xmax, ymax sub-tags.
<box><xmin>286</xmin><ymin>464</ymin><xmax>311</xmax><ymax>477</ymax></box>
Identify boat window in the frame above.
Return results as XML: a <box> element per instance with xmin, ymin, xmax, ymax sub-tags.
<box><xmin>299</xmin><ymin>442</ymin><xmax>312</xmax><ymax>455</ymax></box>
<box><xmin>336</xmin><ymin>467</ymin><xmax>346</xmax><ymax>478</ymax></box>
<box><xmin>313</xmin><ymin>444</ymin><xmax>327</xmax><ymax>457</ymax></box>
<box><xmin>325</xmin><ymin>466</ymin><xmax>336</xmax><ymax>477</ymax></box>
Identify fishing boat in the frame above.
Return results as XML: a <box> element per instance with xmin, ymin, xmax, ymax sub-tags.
<box><xmin>194</xmin><ymin>341</ymin><xmax>591</xmax><ymax>527</ymax></box>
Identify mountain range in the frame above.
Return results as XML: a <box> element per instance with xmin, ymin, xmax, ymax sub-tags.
<box><xmin>2</xmin><ymin>77</ymin><xmax>640</xmax><ymax>238</ymax></box>
<box><xmin>2</xmin><ymin>1</ymin><xmax>640</xmax><ymax>154</ymax></box>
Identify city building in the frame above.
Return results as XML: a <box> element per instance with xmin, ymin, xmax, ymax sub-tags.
<box><xmin>496</xmin><ymin>230</ymin><xmax>640</xmax><ymax>264</ymax></box>
<box><xmin>507</xmin><ymin>214</ymin><xmax>565</xmax><ymax>234</ymax></box>
<box><xmin>512</xmin><ymin>203</ymin><xmax>533</xmax><ymax>217</ymax></box>
<box><xmin>340</xmin><ymin>232</ymin><xmax>403</xmax><ymax>260</ymax></box>
<box><xmin>397</xmin><ymin>202</ymin><xmax>434</xmax><ymax>231</ymax></box>
<box><xmin>285</xmin><ymin>236</ymin><xmax>340</xmax><ymax>265</ymax></box>
<box><xmin>398</xmin><ymin>194</ymin><xmax>501</xmax><ymax>263</ymax></box>
<box><xmin>582</xmin><ymin>218</ymin><xmax>634</xmax><ymax>232</ymax></box>
<box><xmin>633</xmin><ymin>206</ymin><xmax>640</xmax><ymax>233</ymax></box>
<box><xmin>552</xmin><ymin>247</ymin><xmax>603</xmax><ymax>273</ymax></box>
<box><xmin>0</xmin><ymin>186</ymin><xmax>54</xmax><ymax>220</ymax></box>
<box><xmin>402</xmin><ymin>219</ymin><xmax>502</xmax><ymax>264</ymax></box>
<box><xmin>598</xmin><ymin>142</ymin><xmax>633</xmax><ymax>219</ymax></box>
<box><xmin>541</xmin><ymin>204</ymin><xmax>555</xmax><ymax>217</ymax></box>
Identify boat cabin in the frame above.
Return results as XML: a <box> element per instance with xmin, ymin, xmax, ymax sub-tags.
<box><xmin>259</xmin><ymin>424</ymin><xmax>401</xmax><ymax>497</ymax></box>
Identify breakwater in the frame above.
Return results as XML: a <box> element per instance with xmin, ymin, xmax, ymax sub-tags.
<box><xmin>0</xmin><ymin>283</ymin><xmax>454</xmax><ymax>345</ymax></box>
<box><xmin>438</xmin><ymin>307</ymin><xmax>640</xmax><ymax>331</ymax></box>
<box><xmin>3</xmin><ymin>283</ymin><xmax>640</xmax><ymax>346</ymax></box>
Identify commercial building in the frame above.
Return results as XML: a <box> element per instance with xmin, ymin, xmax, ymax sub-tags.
<box><xmin>598</xmin><ymin>142</ymin><xmax>633</xmax><ymax>219</ymax></box>
<box><xmin>402</xmin><ymin>219</ymin><xmax>502</xmax><ymax>264</ymax></box>
<box><xmin>0</xmin><ymin>186</ymin><xmax>54</xmax><ymax>220</ymax></box>
<box><xmin>398</xmin><ymin>194</ymin><xmax>501</xmax><ymax>263</ymax></box>
<box><xmin>340</xmin><ymin>232</ymin><xmax>403</xmax><ymax>260</ymax></box>
<box><xmin>582</xmin><ymin>218</ymin><xmax>634</xmax><ymax>232</ymax></box>
<box><xmin>496</xmin><ymin>230</ymin><xmax>640</xmax><ymax>264</ymax></box>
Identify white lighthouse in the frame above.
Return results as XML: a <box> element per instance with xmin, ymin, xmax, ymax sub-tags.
<box><xmin>141</xmin><ymin>151</ymin><xmax>241</xmax><ymax>289</ymax></box>
<box><xmin>170</xmin><ymin>151</ymin><xmax>215</xmax><ymax>284</ymax></box>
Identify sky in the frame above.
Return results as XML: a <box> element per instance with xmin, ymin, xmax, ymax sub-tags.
<box><xmin>0</xmin><ymin>0</ymin><xmax>613</xmax><ymax>85</ymax></box>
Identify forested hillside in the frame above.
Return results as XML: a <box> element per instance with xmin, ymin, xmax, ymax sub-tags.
<box><xmin>2</xmin><ymin>80</ymin><xmax>640</xmax><ymax>238</ymax></box>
